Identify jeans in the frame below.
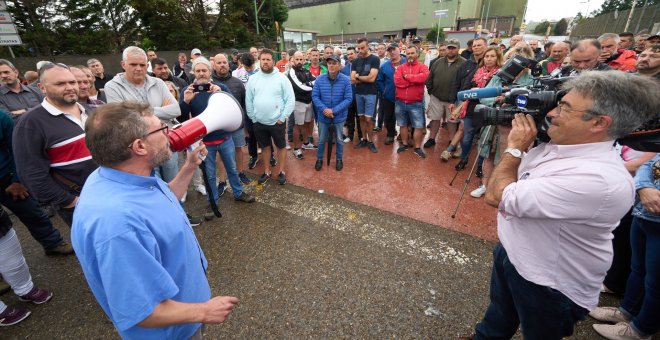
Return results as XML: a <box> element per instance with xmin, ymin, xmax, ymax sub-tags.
<box><xmin>620</xmin><ymin>216</ymin><xmax>660</xmax><ymax>336</ymax></box>
<box><xmin>0</xmin><ymin>182</ymin><xmax>63</xmax><ymax>250</ymax></box>
<box><xmin>475</xmin><ymin>244</ymin><xmax>588</xmax><ymax>340</ymax></box>
<box><xmin>394</xmin><ymin>101</ymin><xmax>425</xmax><ymax>128</ymax></box>
<box><xmin>155</xmin><ymin>152</ymin><xmax>179</xmax><ymax>182</ymax></box>
<box><xmin>346</xmin><ymin>99</ymin><xmax>362</xmax><ymax>140</ymax></box>
<box><xmin>460</xmin><ymin>116</ymin><xmax>480</xmax><ymax>160</ymax></box>
<box><xmin>204</xmin><ymin>139</ymin><xmax>243</xmax><ymax>203</ymax></box>
<box><xmin>317</xmin><ymin>122</ymin><xmax>344</xmax><ymax>161</ymax></box>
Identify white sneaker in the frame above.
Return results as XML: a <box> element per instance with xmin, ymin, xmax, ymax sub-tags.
<box><xmin>343</xmin><ymin>137</ymin><xmax>351</xmax><ymax>143</ymax></box>
<box><xmin>593</xmin><ymin>322</ymin><xmax>651</xmax><ymax>340</ymax></box>
<box><xmin>589</xmin><ymin>307</ymin><xmax>630</xmax><ymax>324</ymax></box>
<box><xmin>195</xmin><ymin>184</ymin><xmax>207</xmax><ymax>196</ymax></box>
<box><xmin>470</xmin><ymin>185</ymin><xmax>487</xmax><ymax>198</ymax></box>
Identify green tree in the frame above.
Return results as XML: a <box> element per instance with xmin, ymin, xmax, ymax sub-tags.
<box><xmin>426</xmin><ymin>24</ymin><xmax>445</xmax><ymax>44</ymax></box>
<box><xmin>595</xmin><ymin>0</ymin><xmax>658</xmax><ymax>15</ymax></box>
<box><xmin>553</xmin><ymin>18</ymin><xmax>568</xmax><ymax>36</ymax></box>
<box><xmin>7</xmin><ymin>0</ymin><xmax>61</xmax><ymax>56</ymax></box>
<box><xmin>533</xmin><ymin>21</ymin><xmax>551</xmax><ymax>35</ymax></box>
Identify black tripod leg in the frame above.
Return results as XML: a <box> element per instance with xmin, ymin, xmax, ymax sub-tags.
<box><xmin>199</xmin><ymin>162</ymin><xmax>222</xmax><ymax>218</ymax></box>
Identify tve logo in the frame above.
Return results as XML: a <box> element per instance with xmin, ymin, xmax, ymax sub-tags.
<box><xmin>515</xmin><ymin>96</ymin><xmax>528</xmax><ymax>108</ymax></box>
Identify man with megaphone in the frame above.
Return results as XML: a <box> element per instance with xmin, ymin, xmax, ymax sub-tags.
<box><xmin>179</xmin><ymin>57</ymin><xmax>255</xmax><ymax>217</ymax></box>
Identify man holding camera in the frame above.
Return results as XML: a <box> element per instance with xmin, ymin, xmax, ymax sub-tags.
<box><xmin>460</xmin><ymin>71</ymin><xmax>660</xmax><ymax>339</ymax></box>
<box><xmin>179</xmin><ymin>57</ymin><xmax>255</xmax><ymax>215</ymax></box>
<box><xmin>73</xmin><ymin>102</ymin><xmax>239</xmax><ymax>339</ymax></box>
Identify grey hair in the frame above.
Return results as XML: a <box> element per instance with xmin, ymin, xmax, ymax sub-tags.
<box><xmin>191</xmin><ymin>57</ymin><xmax>212</xmax><ymax>71</ymax></box>
<box><xmin>85</xmin><ymin>102</ymin><xmax>153</xmax><ymax>166</ymax></box>
<box><xmin>122</xmin><ymin>46</ymin><xmax>147</xmax><ymax>62</ymax></box>
<box><xmin>561</xmin><ymin>71</ymin><xmax>660</xmax><ymax>139</ymax></box>
<box><xmin>0</xmin><ymin>59</ymin><xmax>17</xmax><ymax>70</ymax></box>
<box><xmin>597</xmin><ymin>33</ymin><xmax>620</xmax><ymax>44</ymax></box>
<box><xmin>86</xmin><ymin>58</ymin><xmax>101</xmax><ymax>66</ymax></box>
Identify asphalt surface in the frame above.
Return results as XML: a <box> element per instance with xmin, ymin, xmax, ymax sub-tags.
<box><xmin>0</xmin><ymin>179</ymin><xmax>634</xmax><ymax>339</ymax></box>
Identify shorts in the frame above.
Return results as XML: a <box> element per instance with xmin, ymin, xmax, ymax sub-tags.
<box><xmin>426</xmin><ymin>95</ymin><xmax>451</xmax><ymax>121</ymax></box>
<box><xmin>293</xmin><ymin>101</ymin><xmax>314</xmax><ymax>125</ymax></box>
<box><xmin>231</xmin><ymin>127</ymin><xmax>246</xmax><ymax>148</ymax></box>
<box><xmin>355</xmin><ymin>94</ymin><xmax>377</xmax><ymax>117</ymax></box>
<box><xmin>254</xmin><ymin>122</ymin><xmax>286</xmax><ymax>149</ymax></box>
<box><xmin>394</xmin><ymin>100</ymin><xmax>425</xmax><ymax>129</ymax></box>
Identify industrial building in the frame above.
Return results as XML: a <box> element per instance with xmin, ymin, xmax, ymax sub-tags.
<box><xmin>283</xmin><ymin>0</ymin><xmax>528</xmax><ymax>49</ymax></box>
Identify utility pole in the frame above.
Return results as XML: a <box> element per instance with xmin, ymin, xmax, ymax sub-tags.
<box><xmin>624</xmin><ymin>0</ymin><xmax>638</xmax><ymax>32</ymax></box>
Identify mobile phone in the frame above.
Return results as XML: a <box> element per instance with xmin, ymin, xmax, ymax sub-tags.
<box><xmin>193</xmin><ymin>83</ymin><xmax>211</xmax><ymax>92</ymax></box>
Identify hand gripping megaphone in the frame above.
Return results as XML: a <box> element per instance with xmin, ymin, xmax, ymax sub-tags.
<box><xmin>168</xmin><ymin>92</ymin><xmax>243</xmax><ymax>151</ymax></box>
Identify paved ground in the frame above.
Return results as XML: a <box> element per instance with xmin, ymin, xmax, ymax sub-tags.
<box><xmin>1</xmin><ymin>178</ymin><xmax>629</xmax><ymax>339</ymax></box>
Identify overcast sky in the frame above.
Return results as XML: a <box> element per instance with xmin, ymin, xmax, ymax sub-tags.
<box><xmin>524</xmin><ymin>0</ymin><xmax>607</xmax><ymax>22</ymax></box>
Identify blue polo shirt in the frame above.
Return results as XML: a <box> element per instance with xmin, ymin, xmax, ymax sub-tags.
<box><xmin>72</xmin><ymin>167</ymin><xmax>210</xmax><ymax>339</ymax></box>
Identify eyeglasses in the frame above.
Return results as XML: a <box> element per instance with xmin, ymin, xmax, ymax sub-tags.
<box><xmin>127</xmin><ymin>123</ymin><xmax>169</xmax><ymax>148</ymax></box>
<box><xmin>556</xmin><ymin>102</ymin><xmax>600</xmax><ymax>119</ymax></box>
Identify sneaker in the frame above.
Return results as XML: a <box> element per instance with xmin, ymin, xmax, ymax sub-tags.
<box><xmin>235</xmin><ymin>192</ymin><xmax>256</xmax><ymax>203</ymax></box>
<box><xmin>19</xmin><ymin>287</ymin><xmax>53</xmax><ymax>305</ymax></box>
<box><xmin>384</xmin><ymin>136</ymin><xmax>394</xmax><ymax>145</ymax></box>
<box><xmin>423</xmin><ymin>139</ymin><xmax>436</xmax><ymax>148</ymax></box>
<box><xmin>307</xmin><ymin>136</ymin><xmax>314</xmax><ymax>145</ymax></box>
<box><xmin>397</xmin><ymin>144</ymin><xmax>410</xmax><ymax>153</ymax></box>
<box><xmin>589</xmin><ymin>307</ymin><xmax>630</xmax><ymax>324</ymax></box>
<box><xmin>441</xmin><ymin>121</ymin><xmax>448</xmax><ymax>129</ymax></box>
<box><xmin>187</xmin><ymin>214</ymin><xmax>203</xmax><ymax>227</ymax></box>
<box><xmin>354</xmin><ymin>139</ymin><xmax>368</xmax><ymax>149</ymax></box>
<box><xmin>343</xmin><ymin>136</ymin><xmax>351</xmax><ymax>143</ymax></box>
<box><xmin>0</xmin><ymin>306</ymin><xmax>31</xmax><ymax>326</ymax></box>
<box><xmin>440</xmin><ymin>150</ymin><xmax>451</xmax><ymax>162</ymax></box>
<box><xmin>336</xmin><ymin>160</ymin><xmax>343</xmax><ymax>171</ymax></box>
<box><xmin>44</xmin><ymin>242</ymin><xmax>74</xmax><ymax>256</ymax></box>
<box><xmin>593</xmin><ymin>322</ymin><xmax>651</xmax><ymax>340</ymax></box>
<box><xmin>217</xmin><ymin>181</ymin><xmax>226</xmax><ymax>197</ymax></box>
<box><xmin>258</xmin><ymin>173</ymin><xmax>271</xmax><ymax>185</ymax></box>
<box><xmin>455</xmin><ymin>158</ymin><xmax>468</xmax><ymax>171</ymax></box>
<box><xmin>270</xmin><ymin>155</ymin><xmax>277</xmax><ymax>167</ymax></box>
<box><xmin>195</xmin><ymin>184</ymin><xmax>207</xmax><ymax>196</ymax></box>
<box><xmin>293</xmin><ymin>148</ymin><xmax>304</xmax><ymax>160</ymax></box>
<box><xmin>315</xmin><ymin>159</ymin><xmax>323</xmax><ymax>171</ymax></box>
<box><xmin>451</xmin><ymin>151</ymin><xmax>461</xmax><ymax>158</ymax></box>
<box><xmin>413</xmin><ymin>148</ymin><xmax>426</xmax><ymax>158</ymax></box>
<box><xmin>368</xmin><ymin>142</ymin><xmax>378</xmax><ymax>153</ymax></box>
<box><xmin>302</xmin><ymin>142</ymin><xmax>317</xmax><ymax>150</ymax></box>
<box><xmin>238</xmin><ymin>172</ymin><xmax>251</xmax><ymax>184</ymax></box>
<box><xmin>470</xmin><ymin>184</ymin><xmax>487</xmax><ymax>198</ymax></box>
<box><xmin>248</xmin><ymin>156</ymin><xmax>259</xmax><ymax>169</ymax></box>
<box><xmin>278</xmin><ymin>172</ymin><xmax>286</xmax><ymax>185</ymax></box>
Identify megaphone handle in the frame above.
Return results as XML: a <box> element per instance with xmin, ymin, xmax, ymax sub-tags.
<box><xmin>199</xmin><ymin>162</ymin><xmax>222</xmax><ymax>218</ymax></box>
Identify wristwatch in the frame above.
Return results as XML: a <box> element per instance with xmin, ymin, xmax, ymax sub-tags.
<box><xmin>504</xmin><ymin>147</ymin><xmax>523</xmax><ymax>159</ymax></box>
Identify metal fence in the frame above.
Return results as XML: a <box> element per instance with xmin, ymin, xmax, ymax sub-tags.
<box><xmin>570</xmin><ymin>4</ymin><xmax>659</xmax><ymax>40</ymax></box>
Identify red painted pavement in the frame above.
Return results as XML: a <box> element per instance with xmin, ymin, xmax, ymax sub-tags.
<box><xmin>244</xmin><ymin>127</ymin><xmax>499</xmax><ymax>242</ymax></box>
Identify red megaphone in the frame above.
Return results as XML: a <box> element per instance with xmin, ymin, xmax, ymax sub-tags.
<box><xmin>168</xmin><ymin>92</ymin><xmax>243</xmax><ymax>151</ymax></box>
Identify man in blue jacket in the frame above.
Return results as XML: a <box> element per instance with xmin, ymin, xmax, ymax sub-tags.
<box><xmin>312</xmin><ymin>55</ymin><xmax>353</xmax><ymax>171</ymax></box>
<box><xmin>376</xmin><ymin>44</ymin><xmax>406</xmax><ymax>145</ymax></box>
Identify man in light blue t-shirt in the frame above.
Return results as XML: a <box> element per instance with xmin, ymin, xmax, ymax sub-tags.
<box><xmin>72</xmin><ymin>102</ymin><xmax>238</xmax><ymax>339</ymax></box>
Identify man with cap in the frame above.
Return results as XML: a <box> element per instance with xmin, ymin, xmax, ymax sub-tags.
<box><xmin>412</xmin><ymin>37</ymin><xmax>426</xmax><ymax>63</ymax></box>
<box><xmin>425</xmin><ymin>39</ymin><xmax>466</xmax><ymax>151</ymax></box>
<box><xmin>376</xmin><ymin>43</ymin><xmax>406</xmax><ymax>145</ymax></box>
<box><xmin>645</xmin><ymin>33</ymin><xmax>660</xmax><ymax>49</ymax></box>
<box><xmin>229</xmin><ymin>49</ymin><xmax>239</xmax><ymax>72</ymax></box>
<box><xmin>189</xmin><ymin>48</ymin><xmax>202</xmax><ymax>78</ymax></box>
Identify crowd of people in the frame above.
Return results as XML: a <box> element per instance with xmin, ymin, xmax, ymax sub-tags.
<box><xmin>0</xmin><ymin>29</ymin><xmax>657</xmax><ymax>340</ymax></box>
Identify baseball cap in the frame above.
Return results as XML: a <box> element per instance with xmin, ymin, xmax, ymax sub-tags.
<box><xmin>191</xmin><ymin>48</ymin><xmax>202</xmax><ymax>56</ymax></box>
<box><xmin>446</xmin><ymin>39</ymin><xmax>460</xmax><ymax>48</ymax></box>
<box><xmin>386</xmin><ymin>43</ymin><xmax>399</xmax><ymax>51</ymax></box>
<box><xmin>326</xmin><ymin>54</ymin><xmax>341</xmax><ymax>62</ymax></box>
<box><xmin>648</xmin><ymin>33</ymin><xmax>660</xmax><ymax>40</ymax></box>
<box><xmin>231</xmin><ymin>49</ymin><xmax>239</xmax><ymax>55</ymax></box>
<box><xmin>413</xmin><ymin>37</ymin><xmax>421</xmax><ymax>43</ymax></box>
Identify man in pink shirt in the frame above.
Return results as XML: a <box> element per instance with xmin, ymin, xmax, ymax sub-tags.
<box><xmin>459</xmin><ymin>71</ymin><xmax>660</xmax><ymax>340</ymax></box>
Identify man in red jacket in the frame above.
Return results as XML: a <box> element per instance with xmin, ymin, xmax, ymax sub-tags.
<box><xmin>393</xmin><ymin>46</ymin><xmax>430</xmax><ymax>158</ymax></box>
<box><xmin>598</xmin><ymin>33</ymin><xmax>637</xmax><ymax>71</ymax></box>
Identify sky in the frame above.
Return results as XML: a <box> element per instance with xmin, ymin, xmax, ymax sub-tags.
<box><xmin>524</xmin><ymin>0</ymin><xmax>607</xmax><ymax>22</ymax></box>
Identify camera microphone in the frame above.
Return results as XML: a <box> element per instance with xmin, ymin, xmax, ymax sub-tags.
<box><xmin>457</xmin><ymin>87</ymin><xmax>504</xmax><ymax>100</ymax></box>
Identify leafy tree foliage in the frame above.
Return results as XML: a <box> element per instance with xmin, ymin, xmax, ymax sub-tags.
<box><xmin>553</xmin><ymin>18</ymin><xmax>568</xmax><ymax>36</ymax></box>
<box><xmin>533</xmin><ymin>21</ymin><xmax>551</xmax><ymax>35</ymax></box>
<box><xmin>594</xmin><ymin>0</ymin><xmax>658</xmax><ymax>16</ymax></box>
<box><xmin>5</xmin><ymin>0</ymin><xmax>289</xmax><ymax>56</ymax></box>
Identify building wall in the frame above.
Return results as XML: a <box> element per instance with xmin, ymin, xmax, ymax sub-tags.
<box><xmin>284</xmin><ymin>0</ymin><xmax>528</xmax><ymax>40</ymax></box>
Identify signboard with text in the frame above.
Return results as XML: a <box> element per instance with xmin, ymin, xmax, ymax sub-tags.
<box><xmin>0</xmin><ymin>34</ymin><xmax>21</xmax><ymax>45</ymax></box>
<box><xmin>0</xmin><ymin>2</ymin><xmax>22</xmax><ymax>46</ymax></box>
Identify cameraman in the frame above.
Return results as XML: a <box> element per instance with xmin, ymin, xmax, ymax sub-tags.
<box><xmin>463</xmin><ymin>71</ymin><xmax>660</xmax><ymax>339</ymax></box>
